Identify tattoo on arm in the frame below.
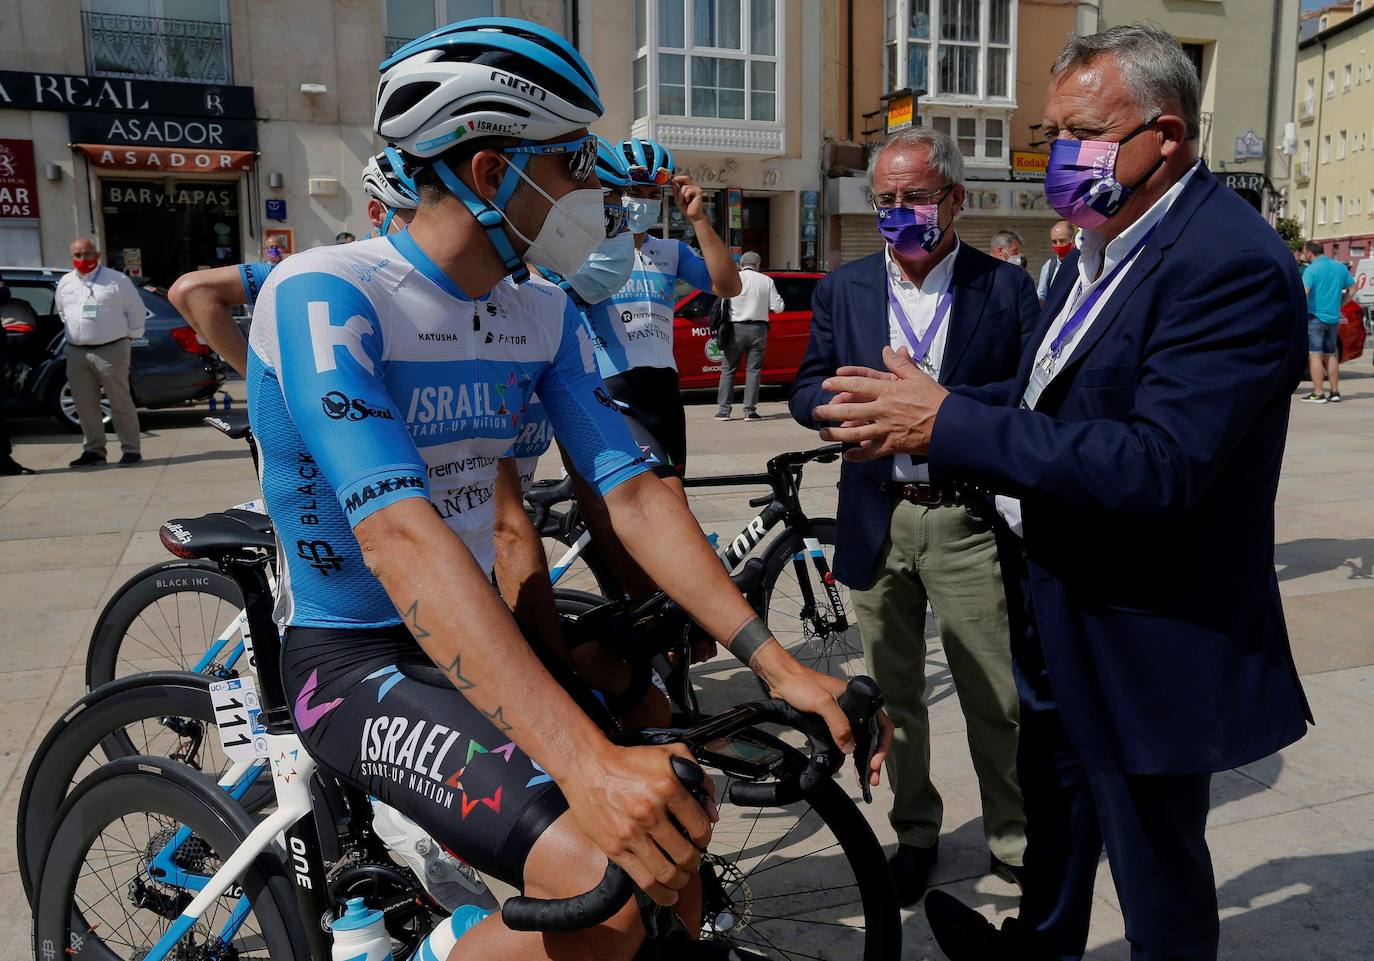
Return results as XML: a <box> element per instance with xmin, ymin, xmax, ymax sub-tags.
<box><xmin>401</xmin><ymin>598</ymin><xmax>477</xmax><ymax>692</ymax></box>
<box><xmin>482</xmin><ymin>705</ymin><xmax>513</xmax><ymax>735</ymax></box>
<box><xmin>727</xmin><ymin>614</ymin><xmax>774</xmax><ymax>667</ymax></box>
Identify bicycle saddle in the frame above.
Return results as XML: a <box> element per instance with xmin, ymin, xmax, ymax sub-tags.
<box><xmin>160</xmin><ymin>512</ymin><xmax>276</xmax><ymax>562</ymax></box>
<box><xmin>203</xmin><ymin>412</ymin><xmax>252</xmax><ymax>439</ymax></box>
<box><xmin>223</xmin><ymin>508</ymin><xmax>274</xmax><ymax>538</ymax></box>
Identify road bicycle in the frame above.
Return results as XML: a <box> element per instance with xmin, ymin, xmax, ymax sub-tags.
<box><xmin>86</xmin><ymin>417</ymin><xmax>866</xmax><ymax>694</ymax></box>
<box><xmin>32</xmin><ymin>509</ymin><xmax>901</xmax><ymax>960</ymax></box>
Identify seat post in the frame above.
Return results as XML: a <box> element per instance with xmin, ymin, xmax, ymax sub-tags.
<box><xmin>222</xmin><ymin>557</ymin><xmax>292</xmax><ymax>730</ymax></box>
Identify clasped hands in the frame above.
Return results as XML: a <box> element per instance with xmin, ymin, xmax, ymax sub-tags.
<box><xmin>814</xmin><ymin>346</ymin><xmax>949</xmax><ymax>459</ymax></box>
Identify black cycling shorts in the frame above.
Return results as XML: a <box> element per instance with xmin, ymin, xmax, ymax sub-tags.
<box><xmin>603</xmin><ymin>367</ymin><xmax>687</xmax><ymax>479</ymax></box>
<box><xmin>282</xmin><ymin>625</ymin><xmax>610</xmax><ymax>884</ymax></box>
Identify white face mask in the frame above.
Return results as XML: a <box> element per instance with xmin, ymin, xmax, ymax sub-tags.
<box><xmin>622</xmin><ymin>196</ymin><xmax>662</xmax><ymax>234</ymax></box>
<box><xmin>499</xmin><ymin>161</ymin><xmax>605</xmax><ymax>278</ymax></box>
<box><xmin>566</xmin><ymin>229</ymin><xmax>635</xmax><ymax>304</ymax></box>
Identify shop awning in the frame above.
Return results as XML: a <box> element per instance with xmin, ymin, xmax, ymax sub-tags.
<box><xmin>75</xmin><ymin>143</ymin><xmax>255</xmax><ymax>172</ymax></box>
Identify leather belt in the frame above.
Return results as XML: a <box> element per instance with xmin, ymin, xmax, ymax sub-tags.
<box><xmin>879</xmin><ymin>480</ymin><xmax>947</xmax><ymax>506</ymax></box>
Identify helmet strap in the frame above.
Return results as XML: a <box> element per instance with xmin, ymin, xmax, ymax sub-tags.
<box><xmin>432</xmin><ymin>153</ymin><xmax>531</xmax><ymax>284</ymax></box>
<box><xmin>381</xmin><ymin>208</ymin><xmax>398</xmax><ymax>235</ymax></box>
<box><xmin>382</xmin><ymin>146</ymin><xmax>421</xmax><ymax>203</ymax></box>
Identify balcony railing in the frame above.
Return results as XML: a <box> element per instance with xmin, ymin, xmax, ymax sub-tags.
<box><xmin>83</xmin><ymin>11</ymin><xmax>232</xmax><ymax>84</ymax></box>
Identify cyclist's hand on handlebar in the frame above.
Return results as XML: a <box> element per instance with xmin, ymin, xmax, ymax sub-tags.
<box><xmin>561</xmin><ymin>743</ymin><xmax>716</xmax><ymax>906</ymax></box>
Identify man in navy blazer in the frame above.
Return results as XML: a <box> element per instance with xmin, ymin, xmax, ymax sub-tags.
<box><xmin>814</xmin><ymin>25</ymin><xmax>1311</xmax><ymax>961</ymax></box>
<box><xmin>791</xmin><ymin>126</ymin><xmax>1040</xmax><ymax>904</ymax></box>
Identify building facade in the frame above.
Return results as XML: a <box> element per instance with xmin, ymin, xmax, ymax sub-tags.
<box><xmin>0</xmin><ymin>0</ymin><xmax>574</xmax><ymax>283</ymax></box>
<box><xmin>1098</xmin><ymin>0</ymin><xmax>1300</xmax><ymax>222</ymax></box>
<box><xmin>581</xmin><ymin>0</ymin><xmax>822</xmax><ymax>270</ymax></box>
<box><xmin>1288</xmin><ymin>4</ymin><xmax>1374</xmax><ymax>262</ymax></box>
<box><xmin>819</xmin><ymin>0</ymin><xmax>1087</xmax><ymax>272</ymax></box>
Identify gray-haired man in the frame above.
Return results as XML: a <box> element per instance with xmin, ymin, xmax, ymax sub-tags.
<box><xmin>715</xmin><ymin>250</ymin><xmax>783</xmax><ymax>421</ymax></box>
<box><xmin>791</xmin><ymin>126</ymin><xmax>1041</xmax><ymax>904</ymax></box>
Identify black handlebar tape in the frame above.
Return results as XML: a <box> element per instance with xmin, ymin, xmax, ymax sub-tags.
<box><xmin>502</xmin><ymin>863</ymin><xmax>635</xmax><ymax>932</ymax></box>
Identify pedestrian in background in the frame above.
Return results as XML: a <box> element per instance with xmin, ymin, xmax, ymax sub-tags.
<box><xmin>1300</xmin><ymin>241</ymin><xmax>1355</xmax><ymax>403</ymax></box>
<box><xmin>715</xmin><ymin>251</ymin><xmax>782</xmax><ymax>422</ymax></box>
<box><xmin>56</xmin><ymin>237</ymin><xmax>144</xmax><ymax>468</ymax></box>
<box><xmin>334</xmin><ymin>231</ymin><xmax>357</xmax><ymax>244</ymax></box>
<box><xmin>792</xmin><ymin>125</ymin><xmax>1037</xmax><ymax>905</ymax></box>
<box><xmin>1036</xmin><ymin>220</ymin><xmax>1075</xmax><ymax>302</ymax></box>
<box><xmin>0</xmin><ymin>279</ymin><xmax>35</xmax><ymax>475</ymax></box>
<box><xmin>989</xmin><ymin>229</ymin><xmax>1027</xmax><ymax>268</ymax></box>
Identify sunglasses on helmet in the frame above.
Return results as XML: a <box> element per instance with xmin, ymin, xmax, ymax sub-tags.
<box><xmin>502</xmin><ymin>135</ymin><xmax>599</xmax><ymax>183</ymax></box>
<box><xmin>627</xmin><ymin>165</ymin><xmax>674</xmax><ymax>186</ymax></box>
<box><xmin>603</xmin><ymin>201</ymin><xmax>628</xmax><ymax>238</ymax></box>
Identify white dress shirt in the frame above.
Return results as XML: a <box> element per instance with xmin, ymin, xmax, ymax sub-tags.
<box><xmin>996</xmin><ymin>161</ymin><xmax>1201</xmax><ymax>536</ymax></box>
<box><xmin>55</xmin><ymin>265</ymin><xmax>146</xmax><ymax>346</ymax></box>
<box><xmin>728</xmin><ymin>266</ymin><xmax>784</xmax><ymax>321</ymax></box>
<box><xmin>885</xmin><ymin>237</ymin><xmax>960</xmax><ymax>482</ymax></box>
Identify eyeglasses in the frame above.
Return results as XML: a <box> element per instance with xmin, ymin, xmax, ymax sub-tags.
<box><xmin>627</xmin><ymin>165</ymin><xmax>674</xmax><ymax>186</ymax></box>
<box><xmin>870</xmin><ymin>184</ymin><xmax>955</xmax><ymax>211</ymax></box>
<box><xmin>603</xmin><ymin>201</ymin><xmax>628</xmax><ymax>238</ymax></box>
<box><xmin>502</xmin><ymin>135</ymin><xmax>599</xmax><ymax>183</ymax></box>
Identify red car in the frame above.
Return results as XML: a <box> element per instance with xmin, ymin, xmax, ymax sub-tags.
<box><xmin>671</xmin><ymin>271</ymin><xmax>823</xmax><ymax>389</ymax></box>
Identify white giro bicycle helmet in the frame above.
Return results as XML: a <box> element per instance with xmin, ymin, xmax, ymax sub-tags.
<box><xmin>375</xmin><ymin>17</ymin><xmax>602</xmax><ymax>159</ymax></box>
<box><xmin>361</xmin><ymin>150</ymin><xmax>419</xmax><ymax>210</ymax></box>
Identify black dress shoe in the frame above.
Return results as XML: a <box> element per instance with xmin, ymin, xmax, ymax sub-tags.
<box><xmin>0</xmin><ymin>458</ymin><xmax>34</xmax><ymax>475</ymax></box>
<box><xmin>990</xmin><ymin>855</ymin><xmax>1024</xmax><ymax>889</ymax></box>
<box><xmin>888</xmin><ymin>842</ymin><xmax>938</xmax><ymax>906</ymax></box>
<box><xmin>925</xmin><ymin>889</ymin><xmax>1020</xmax><ymax>960</ymax></box>
<box><xmin>69</xmin><ymin>452</ymin><xmax>106</xmax><ymax>468</ymax></box>
<box><xmin>118</xmin><ymin>452</ymin><xmax>142</xmax><ymax>466</ymax></box>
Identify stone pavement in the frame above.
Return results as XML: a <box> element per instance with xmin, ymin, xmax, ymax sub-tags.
<box><xmin>2</xmin><ymin>363</ymin><xmax>1372</xmax><ymax>959</ymax></box>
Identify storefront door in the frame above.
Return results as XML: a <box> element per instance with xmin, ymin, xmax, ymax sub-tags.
<box><xmin>99</xmin><ymin>178</ymin><xmax>241</xmax><ymax>287</ymax></box>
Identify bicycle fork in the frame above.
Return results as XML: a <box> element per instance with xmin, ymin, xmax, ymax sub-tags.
<box><xmin>141</xmin><ymin>731</ymin><xmax>320</xmax><ymax>961</ymax></box>
<box><xmin>791</xmin><ymin>537</ymin><xmax>849</xmax><ymax>634</ymax></box>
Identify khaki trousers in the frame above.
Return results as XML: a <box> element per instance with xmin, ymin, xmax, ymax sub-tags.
<box><xmin>851</xmin><ymin>498</ymin><xmax>1025</xmax><ymax>863</ymax></box>
<box><xmin>65</xmin><ymin>340</ymin><xmax>141</xmax><ymax>456</ymax></box>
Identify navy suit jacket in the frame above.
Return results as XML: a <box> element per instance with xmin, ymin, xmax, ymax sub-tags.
<box><xmin>790</xmin><ymin>242</ymin><xmax>1040</xmax><ymax>588</ymax></box>
<box><xmin>930</xmin><ymin>164</ymin><xmax>1312</xmax><ymax>776</ymax></box>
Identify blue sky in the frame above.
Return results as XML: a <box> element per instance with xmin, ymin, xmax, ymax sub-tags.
<box><xmin>1302</xmin><ymin>0</ymin><xmax>1332</xmax><ymax>9</ymax></box>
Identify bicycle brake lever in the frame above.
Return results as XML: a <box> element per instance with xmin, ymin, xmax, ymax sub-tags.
<box><xmin>837</xmin><ymin>677</ymin><xmax>883</xmax><ymax>804</ymax></box>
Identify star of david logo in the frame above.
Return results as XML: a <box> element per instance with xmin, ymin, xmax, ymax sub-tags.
<box><xmin>490</xmin><ymin>370</ymin><xmax>530</xmax><ymax>426</ymax></box>
<box><xmin>444</xmin><ymin>740</ymin><xmax>516</xmax><ymax>817</ymax></box>
<box><xmin>275</xmin><ymin>748</ymin><xmax>301</xmax><ymax>784</ymax></box>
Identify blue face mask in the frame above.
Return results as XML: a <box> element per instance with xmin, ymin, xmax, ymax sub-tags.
<box><xmin>565</xmin><ymin>229</ymin><xmax>636</xmax><ymax>304</ymax></box>
<box><xmin>622</xmin><ymin>196</ymin><xmax>662</xmax><ymax>234</ymax></box>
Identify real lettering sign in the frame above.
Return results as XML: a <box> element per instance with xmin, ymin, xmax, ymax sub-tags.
<box><xmin>68</xmin><ymin>111</ymin><xmax>258</xmax><ymax>150</ymax></box>
<box><xmin>0</xmin><ymin>138</ymin><xmax>39</xmax><ymax>221</ymax></box>
<box><xmin>0</xmin><ymin>69</ymin><xmax>255</xmax><ymax>119</ymax></box>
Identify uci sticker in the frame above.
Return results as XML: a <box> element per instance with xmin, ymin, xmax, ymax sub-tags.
<box><xmin>209</xmin><ymin>677</ymin><xmax>268</xmax><ymax>762</ymax></box>
<box><xmin>704</xmin><ymin>338</ymin><xmax>724</xmax><ymax>364</ymax></box>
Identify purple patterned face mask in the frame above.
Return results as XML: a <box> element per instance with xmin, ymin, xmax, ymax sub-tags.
<box><xmin>876</xmin><ymin>204</ymin><xmax>944</xmax><ymax>260</ymax></box>
<box><xmin>1043</xmin><ymin>118</ymin><xmax>1163</xmax><ymax>228</ymax></box>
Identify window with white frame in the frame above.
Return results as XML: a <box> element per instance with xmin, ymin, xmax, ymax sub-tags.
<box><xmin>1327</xmin><ymin>70</ymin><xmax>1336</xmax><ymax>97</ymax></box>
<box><xmin>1304</xmin><ymin>77</ymin><xmax>1315</xmax><ymax>111</ymax></box>
<box><xmin>1301</xmin><ymin>139</ymin><xmax>1311</xmax><ymax>173</ymax></box>
<box><xmin>1338</xmin><ymin>129</ymin><xmax>1347</xmax><ymax>158</ymax></box>
<box><xmin>1322</xmin><ymin>134</ymin><xmax>1331</xmax><ymax>162</ymax></box>
<box><xmin>1344</xmin><ymin>64</ymin><xmax>1352</xmax><ymax>91</ymax></box>
<box><xmin>1368</xmin><ymin>187</ymin><xmax>1374</xmax><ymax>216</ymax></box>
<box><xmin>632</xmin><ymin>0</ymin><xmax>780</xmax><ymax>123</ymax></box>
<box><xmin>1334</xmin><ymin>194</ymin><xmax>1343</xmax><ymax>223</ymax></box>
<box><xmin>386</xmin><ymin>0</ymin><xmax>494</xmax><ymax>43</ymax></box>
<box><xmin>1299</xmin><ymin>199</ymin><xmax>1307</xmax><ymax>232</ymax></box>
<box><xmin>888</xmin><ymin>0</ymin><xmax>1014</xmax><ymax>101</ymax></box>
<box><xmin>1318</xmin><ymin>195</ymin><xmax>1326</xmax><ymax>224</ymax></box>
<box><xmin>927</xmin><ymin>113</ymin><xmax>1005</xmax><ymax>163</ymax></box>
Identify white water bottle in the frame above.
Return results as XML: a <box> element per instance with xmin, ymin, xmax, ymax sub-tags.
<box><xmin>330</xmin><ymin>897</ymin><xmax>393</xmax><ymax>961</ymax></box>
<box><xmin>416</xmin><ymin>905</ymin><xmax>492</xmax><ymax>960</ymax></box>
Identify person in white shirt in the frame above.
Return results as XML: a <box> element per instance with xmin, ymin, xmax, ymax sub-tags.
<box><xmin>714</xmin><ymin>251</ymin><xmax>784</xmax><ymax>421</ymax></box>
<box><xmin>55</xmin><ymin>237</ymin><xmax>145</xmax><ymax>467</ymax></box>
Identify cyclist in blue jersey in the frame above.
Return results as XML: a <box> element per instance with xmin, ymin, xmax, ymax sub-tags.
<box><xmin>245</xmin><ymin>19</ymin><xmax>889</xmax><ymax>961</ymax></box>
<box><xmin>170</xmin><ymin>150</ymin><xmax>420</xmax><ymax>376</ymax></box>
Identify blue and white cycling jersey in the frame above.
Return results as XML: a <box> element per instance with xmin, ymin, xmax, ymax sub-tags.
<box><xmin>591</xmin><ymin>235</ymin><xmax>713</xmax><ymax>376</ymax></box>
<box><xmin>246</xmin><ymin>231</ymin><xmax>647</xmax><ymax>629</ymax></box>
<box><xmin>508</xmin><ymin>394</ymin><xmax>552</xmax><ymax>492</ymax></box>
<box><xmin>239</xmin><ymin>261</ymin><xmax>274</xmax><ymax>304</ymax></box>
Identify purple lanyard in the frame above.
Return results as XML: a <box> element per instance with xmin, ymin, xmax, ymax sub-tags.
<box><xmin>1048</xmin><ymin>225</ymin><xmax>1158</xmax><ymax>359</ymax></box>
<box><xmin>886</xmin><ymin>278</ymin><xmax>953</xmax><ymax>365</ymax></box>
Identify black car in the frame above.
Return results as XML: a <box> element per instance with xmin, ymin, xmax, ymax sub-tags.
<box><xmin>1</xmin><ymin>266</ymin><xmax>226</xmax><ymax>431</ymax></box>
